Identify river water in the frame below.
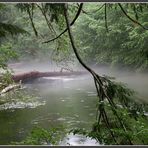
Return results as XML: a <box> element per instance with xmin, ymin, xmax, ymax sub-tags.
<box><xmin>0</xmin><ymin>66</ymin><xmax>148</xmax><ymax>145</ymax></box>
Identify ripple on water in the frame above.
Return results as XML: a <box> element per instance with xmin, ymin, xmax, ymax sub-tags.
<box><xmin>89</xmin><ymin>113</ymin><xmax>94</xmax><ymax>116</ymax></box>
<box><xmin>0</xmin><ymin>101</ymin><xmax>45</xmax><ymax>110</ymax></box>
<box><xmin>84</xmin><ymin>106</ymin><xmax>89</xmax><ymax>108</ymax></box>
<box><xmin>86</xmin><ymin>91</ymin><xmax>97</xmax><ymax>97</ymax></box>
<box><xmin>59</xmin><ymin>133</ymin><xmax>100</xmax><ymax>146</ymax></box>
<box><xmin>87</xmin><ymin>91</ymin><xmax>95</xmax><ymax>94</ymax></box>
<box><xmin>80</xmin><ymin>100</ymin><xmax>84</xmax><ymax>103</ymax></box>
<box><xmin>76</xmin><ymin>88</ymin><xmax>84</xmax><ymax>91</ymax></box>
<box><xmin>57</xmin><ymin>117</ymin><xmax>66</xmax><ymax>121</ymax></box>
<box><xmin>87</xmin><ymin>94</ymin><xmax>97</xmax><ymax>97</ymax></box>
<box><xmin>74</xmin><ymin>114</ymin><xmax>79</xmax><ymax>118</ymax></box>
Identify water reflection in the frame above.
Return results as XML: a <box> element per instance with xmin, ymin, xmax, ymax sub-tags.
<box><xmin>0</xmin><ymin>76</ymin><xmax>98</xmax><ymax>144</ymax></box>
<box><xmin>0</xmin><ymin>67</ymin><xmax>148</xmax><ymax>145</ymax></box>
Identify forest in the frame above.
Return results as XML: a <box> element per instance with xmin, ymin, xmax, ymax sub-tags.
<box><xmin>0</xmin><ymin>3</ymin><xmax>148</xmax><ymax>145</ymax></box>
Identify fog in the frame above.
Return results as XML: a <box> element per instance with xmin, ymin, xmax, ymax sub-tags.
<box><xmin>94</xmin><ymin>66</ymin><xmax>148</xmax><ymax>103</ymax></box>
<box><xmin>8</xmin><ymin>60</ymin><xmax>84</xmax><ymax>74</ymax></box>
<box><xmin>0</xmin><ymin>61</ymin><xmax>146</xmax><ymax>145</ymax></box>
<box><xmin>8</xmin><ymin>61</ymin><xmax>148</xmax><ymax>103</ymax></box>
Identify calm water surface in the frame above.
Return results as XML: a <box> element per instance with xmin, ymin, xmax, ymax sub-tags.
<box><xmin>0</xmin><ymin>67</ymin><xmax>148</xmax><ymax>145</ymax></box>
<box><xmin>0</xmin><ymin>75</ymin><xmax>99</xmax><ymax>145</ymax></box>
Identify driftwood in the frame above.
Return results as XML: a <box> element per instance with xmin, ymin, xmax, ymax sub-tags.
<box><xmin>11</xmin><ymin>71</ymin><xmax>86</xmax><ymax>82</ymax></box>
<box><xmin>0</xmin><ymin>83</ymin><xmax>21</xmax><ymax>96</ymax></box>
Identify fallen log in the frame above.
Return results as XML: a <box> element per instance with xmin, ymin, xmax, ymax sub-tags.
<box><xmin>11</xmin><ymin>71</ymin><xmax>86</xmax><ymax>82</ymax></box>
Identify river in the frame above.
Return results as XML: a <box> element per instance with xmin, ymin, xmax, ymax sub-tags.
<box><xmin>0</xmin><ymin>66</ymin><xmax>148</xmax><ymax>145</ymax></box>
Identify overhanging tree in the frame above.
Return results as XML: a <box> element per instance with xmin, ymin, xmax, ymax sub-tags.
<box><xmin>9</xmin><ymin>3</ymin><xmax>148</xmax><ymax>144</ymax></box>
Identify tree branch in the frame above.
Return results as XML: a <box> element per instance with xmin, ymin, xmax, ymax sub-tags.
<box><xmin>76</xmin><ymin>3</ymin><xmax>88</xmax><ymax>14</ymax></box>
<box><xmin>36</xmin><ymin>4</ymin><xmax>57</xmax><ymax>36</ymax></box>
<box><xmin>95</xmin><ymin>4</ymin><xmax>105</xmax><ymax>13</ymax></box>
<box><xmin>43</xmin><ymin>3</ymin><xmax>83</xmax><ymax>44</ymax></box>
<box><xmin>105</xmin><ymin>3</ymin><xmax>109</xmax><ymax>32</ymax></box>
<box><xmin>63</xmin><ymin>4</ymin><xmax>96</xmax><ymax>75</ymax></box>
<box><xmin>79</xmin><ymin>3</ymin><xmax>105</xmax><ymax>16</ymax></box>
<box><xmin>118</xmin><ymin>3</ymin><xmax>148</xmax><ymax>30</ymax></box>
<box><xmin>63</xmin><ymin>3</ymin><xmax>133</xmax><ymax>144</ymax></box>
<box><xmin>27</xmin><ymin>6</ymin><xmax>38</xmax><ymax>36</ymax></box>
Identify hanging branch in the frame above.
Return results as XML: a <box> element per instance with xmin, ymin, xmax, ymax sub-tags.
<box><xmin>105</xmin><ymin>3</ymin><xmax>109</xmax><ymax>32</ymax></box>
<box><xmin>118</xmin><ymin>3</ymin><xmax>148</xmax><ymax>30</ymax></box>
<box><xmin>43</xmin><ymin>3</ymin><xmax>83</xmax><ymax>44</ymax></box>
<box><xmin>97</xmin><ymin>4</ymin><xmax>105</xmax><ymax>12</ymax></box>
<box><xmin>63</xmin><ymin>3</ymin><xmax>133</xmax><ymax>144</ymax></box>
<box><xmin>63</xmin><ymin>3</ymin><xmax>116</xmax><ymax>142</ymax></box>
<box><xmin>91</xmin><ymin>4</ymin><xmax>105</xmax><ymax>14</ymax></box>
<box><xmin>76</xmin><ymin>3</ymin><xmax>88</xmax><ymax>14</ymax></box>
<box><xmin>36</xmin><ymin>4</ymin><xmax>57</xmax><ymax>36</ymax></box>
<box><xmin>27</xmin><ymin>5</ymin><xmax>38</xmax><ymax>37</ymax></box>
<box><xmin>76</xmin><ymin>3</ymin><xmax>105</xmax><ymax>16</ymax></box>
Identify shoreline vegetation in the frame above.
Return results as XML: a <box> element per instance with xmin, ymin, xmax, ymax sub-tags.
<box><xmin>0</xmin><ymin>3</ymin><xmax>148</xmax><ymax>145</ymax></box>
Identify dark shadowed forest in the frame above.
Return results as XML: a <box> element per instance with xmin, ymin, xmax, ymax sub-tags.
<box><xmin>0</xmin><ymin>3</ymin><xmax>148</xmax><ymax>145</ymax></box>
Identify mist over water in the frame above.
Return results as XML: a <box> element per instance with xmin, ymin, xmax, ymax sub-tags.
<box><xmin>8</xmin><ymin>61</ymin><xmax>148</xmax><ymax>103</ymax></box>
<box><xmin>1</xmin><ymin>2</ymin><xmax>148</xmax><ymax>145</ymax></box>
<box><xmin>23</xmin><ymin>61</ymin><xmax>148</xmax><ymax>102</ymax></box>
<box><xmin>93</xmin><ymin>66</ymin><xmax>148</xmax><ymax>103</ymax></box>
<box><xmin>1</xmin><ymin>61</ymin><xmax>147</xmax><ymax>145</ymax></box>
<box><xmin>8</xmin><ymin>60</ymin><xmax>84</xmax><ymax>74</ymax></box>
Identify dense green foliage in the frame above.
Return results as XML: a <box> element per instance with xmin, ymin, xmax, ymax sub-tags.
<box><xmin>13</xmin><ymin>126</ymin><xmax>65</xmax><ymax>145</ymax></box>
<box><xmin>71</xmin><ymin>107</ymin><xmax>148</xmax><ymax>144</ymax></box>
<box><xmin>74</xmin><ymin>4</ymin><xmax>148</xmax><ymax>71</ymax></box>
<box><xmin>0</xmin><ymin>3</ymin><xmax>148</xmax><ymax>145</ymax></box>
<box><xmin>0</xmin><ymin>4</ymin><xmax>73</xmax><ymax>65</ymax></box>
<box><xmin>1</xmin><ymin>3</ymin><xmax>148</xmax><ymax>70</ymax></box>
<box><xmin>0</xmin><ymin>4</ymin><xmax>27</xmax><ymax>69</ymax></box>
